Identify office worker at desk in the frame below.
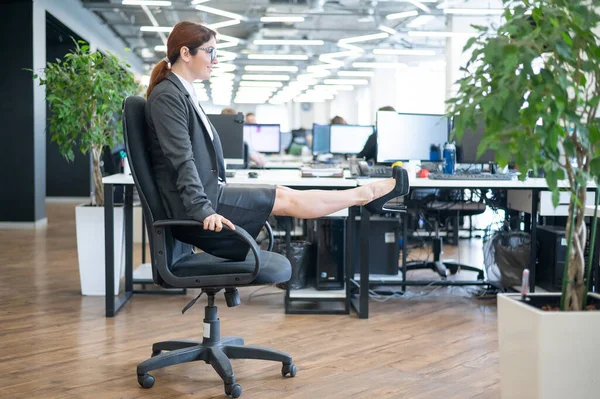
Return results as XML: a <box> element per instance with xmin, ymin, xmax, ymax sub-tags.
<box><xmin>220</xmin><ymin>108</ymin><xmax>267</xmax><ymax>167</ymax></box>
<box><xmin>145</xmin><ymin>21</ymin><xmax>408</xmax><ymax>261</ymax></box>
<box><xmin>357</xmin><ymin>105</ymin><xmax>396</xmax><ymax>162</ymax></box>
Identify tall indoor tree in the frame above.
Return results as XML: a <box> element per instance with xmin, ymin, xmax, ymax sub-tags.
<box><xmin>447</xmin><ymin>0</ymin><xmax>600</xmax><ymax>310</ymax></box>
<box><xmin>32</xmin><ymin>40</ymin><xmax>139</xmax><ymax>206</ymax></box>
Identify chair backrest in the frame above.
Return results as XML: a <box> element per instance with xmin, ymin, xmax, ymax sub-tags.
<box><xmin>122</xmin><ymin>96</ymin><xmax>192</xmax><ymax>286</ymax></box>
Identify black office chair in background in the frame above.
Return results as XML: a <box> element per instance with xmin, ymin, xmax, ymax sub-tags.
<box><xmin>123</xmin><ymin>96</ymin><xmax>296</xmax><ymax>398</ymax></box>
<box><xmin>405</xmin><ymin>189</ymin><xmax>486</xmax><ymax>279</ymax></box>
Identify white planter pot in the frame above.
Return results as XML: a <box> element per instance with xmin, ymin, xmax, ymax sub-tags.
<box><xmin>75</xmin><ymin>204</ymin><xmax>125</xmax><ymax>296</ymax></box>
<box><xmin>498</xmin><ymin>293</ymin><xmax>600</xmax><ymax>399</ymax></box>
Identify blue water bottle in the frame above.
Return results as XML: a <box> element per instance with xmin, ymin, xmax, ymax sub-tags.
<box><xmin>443</xmin><ymin>142</ymin><xmax>456</xmax><ymax>174</ymax></box>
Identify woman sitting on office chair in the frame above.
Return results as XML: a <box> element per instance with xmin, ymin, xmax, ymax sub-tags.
<box><xmin>145</xmin><ymin>21</ymin><xmax>408</xmax><ymax>261</ymax></box>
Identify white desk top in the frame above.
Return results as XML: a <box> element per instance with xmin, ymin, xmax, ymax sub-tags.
<box><xmin>356</xmin><ymin>177</ymin><xmax>597</xmax><ymax>190</ymax></box>
<box><xmin>102</xmin><ymin>169</ymin><xmax>356</xmax><ymax>188</ymax></box>
<box><xmin>103</xmin><ymin>172</ymin><xmax>596</xmax><ymax>190</ymax></box>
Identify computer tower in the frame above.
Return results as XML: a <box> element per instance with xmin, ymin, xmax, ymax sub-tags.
<box><xmin>352</xmin><ymin>217</ymin><xmax>400</xmax><ymax>275</ymax></box>
<box><xmin>309</xmin><ymin>219</ymin><xmax>345</xmax><ymax>290</ymax></box>
<box><xmin>537</xmin><ymin>225</ymin><xmax>567</xmax><ymax>292</ymax></box>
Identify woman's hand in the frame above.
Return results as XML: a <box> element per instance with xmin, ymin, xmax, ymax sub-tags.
<box><xmin>203</xmin><ymin>214</ymin><xmax>235</xmax><ymax>232</ymax></box>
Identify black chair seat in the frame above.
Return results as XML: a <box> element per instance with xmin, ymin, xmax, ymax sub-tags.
<box><xmin>171</xmin><ymin>250</ymin><xmax>292</xmax><ymax>285</ymax></box>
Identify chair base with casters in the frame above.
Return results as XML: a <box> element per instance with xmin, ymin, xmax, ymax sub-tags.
<box><xmin>406</xmin><ymin>220</ymin><xmax>485</xmax><ymax>280</ymax></box>
<box><xmin>137</xmin><ymin>288</ymin><xmax>296</xmax><ymax>398</ymax></box>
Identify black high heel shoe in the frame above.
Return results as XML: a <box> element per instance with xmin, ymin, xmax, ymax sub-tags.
<box><xmin>364</xmin><ymin>166</ymin><xmax>410</xmax><ymax>214</ymax></box>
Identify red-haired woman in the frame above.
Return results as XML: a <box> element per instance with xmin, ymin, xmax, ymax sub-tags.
<box><xmin>145</xmin><ymin>21</ymin><xmax>407</xmax><ymax>260</ymax></box>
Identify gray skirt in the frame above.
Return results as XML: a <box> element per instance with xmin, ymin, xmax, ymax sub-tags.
<box><xmin>172</xmin><ymin>184</ymin><xmax>276</xmax><ymax>261</ymax></box>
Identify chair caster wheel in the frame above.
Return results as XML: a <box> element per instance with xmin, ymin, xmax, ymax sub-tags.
<box><xmin>138</xmin><ymin>373</ymin><xmax>155</xmax><ymax>389</ymax></box>
<box><xmin>225</xmin><ymin>383</ymin><xmax>242</xmax><ymax>398</ymax></box>
<box><xmin>282</xmin><ymin>363</ymin><xmax>296</xmax><ymax>377</ymax></box>
<box><xmin>151</xmin><ymin>350</ymin><xmax>161</xmax><ymax>357</ymax></box>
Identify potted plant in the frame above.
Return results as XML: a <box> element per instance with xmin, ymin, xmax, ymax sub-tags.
<box><xmin>32</xmin><ymin>40</ymin><xmax>139</xmax><ymax>295</ymax></box>
<box><xmin>446</xmin><ymin>1</ymin><xmax>600</xmax><ymax>397</ymax></box>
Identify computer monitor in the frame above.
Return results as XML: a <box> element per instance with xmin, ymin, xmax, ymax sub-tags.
<box><xmin>243</xmin><ymin>124</ymin><xmax>281</xmax><ymax>154</ymax></box>
<box><xmin>454</xmin><ymin>119</ymin><xmax>497</xmax><ymax>163</ymax></box>
<box><xmin>329</xmin><ymin>124</ymin><xmax>373</xmax><ymax>155</ymax></box>
<box><xmin>312</xmin><ymin>124</ymin><xmax>331</xmax><ymax>155</ymax></box>
<box><xmin>280</xmin><ymin>131</ymin><xmax>293</xmax><ymax>152</ymax></box>
<box><xmin>207</xmin><ymin>114</ymin><xmax>245</xmax><ymax>168</ymax></box>
<box><xmin>376</xmin><ymin>112</ymin><xmax>449</xmax><ymax>163</ymax></box>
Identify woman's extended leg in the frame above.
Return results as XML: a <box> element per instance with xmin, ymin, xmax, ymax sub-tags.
<box><xmin>271</xmin><ymin>178</ymin><xmax>396</xmax><ymax>218</ymax></box>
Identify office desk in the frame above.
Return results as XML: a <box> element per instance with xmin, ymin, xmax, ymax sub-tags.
<box><xmin>102</xmin><ymin>171</ymin><xmax>356</xmax><ymax>317</ymax></box>
<box><xmin>351</xmin><ymin>177</ymin><xmax>598</xmax><ymax>318</ymax></box>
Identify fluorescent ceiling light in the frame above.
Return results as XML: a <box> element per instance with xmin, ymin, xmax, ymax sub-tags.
<box><xmin>352</xmin><ymin>62</ymin><xmax>408</xmax><ymax>68</ymax></box>
<box><xmin>386</xmin><ymin>10</ymin><xmax>419</xmax><ymax>20</ymax></box>
<box><xmin>407</xmin><ymin>0</ymin><xmax>431</xmax><ymax>13</ymax></box>
<box><xmin>314</xmin><ymin>84</ymin><xmax>354</xmax><ymax>91</ymax></box>
<box><xmin>378</xmin><ymin>26</ymin><xmax>397</xmax><ymax>35</ymax></box>
<box><xmin>195</xmin><ymin>5</ymin><xmax>247</xmax><ymax>21</ymax></box>
<box><xmin>443</xmin><ymin>8</ymin><xmax>505</xmax><ymax>15</ymax></box>
<box><xmin>337</xmin><ymin>71</ymin><xmax>374</xmax><ymax>77</ymax></box>
<box><xmin>239</xmin><ymin>81</ymin><xmax>283</xmax><ymax>87</ymax></box>
<box><xmin>247</xmin><ymin>54</ymin><xmax>309</xmax><ymax>60</ymax></box>
<box><xmin>260</xmin><ymin>16</ymin><xmax>305</xmax><ymax>23</ymax></box>
<box><xmin>212</xmin><ymin>64</ymin><xmax>237</xmax><ymax>73</ymax></box>
<box><xmin>406</xmin><ymin>15</ymin><xmax>436</xmax><ymax>28</ymax></box>
<box><xmin>245</xmin><ymin>65</ymin><xmax>299</xmax><ymax>72</ymax></box>
<box><xmin>323</xmin><ymin>79</ymin><xmax>369</xmax><ymax>85</ymax></box>
<box><xmin>140</xmin><ymin>26</ymin><xmax>172</xmax><ymax>32</ymax></box>
<box><xmin>373</xmin><ymin>48</ymin><xmax>436</xmax><ymax>56</ymax></box>
<box><xmin>408</xmin><ymin>31</ymin><xmax>472</xmax><ymax>38</ymax></box>
<box><xmin>253</xmin><ymin>39</ymin><xmax>324</xmax><ymax>45</ymax></box>
<box><xmin>216</xmin><ymin>41</ymin><xmax>238</xmax><ymax>49</ymax></box>
<box><xmin>338</xmin><ymin>32</ymin><xmax>389</xmax><ymax>44</ymax></box>
<box><xmin>217</xmin><ymin>34</ymin><xmax>241</xmax><ymax>44</ymax></box>
<box><xmin>154</xmin><ymin>45</ymin><xmax>166</xmax><ymax>52</ymax></box>
<box><xmin>207</xmin><ymin>19</ymin><xmax>241</xmax><ymax>30</ymax></box>
<box><xmin>191</xmin><ymin>0</ymin><xmax>210</xmax><ymax>4</ymax></box>
<box><xmin>242</xmin><ymin>74</ymin><xmax>291</xmax><ymax>81</ymax></box>
<box><xmin>122</xmin><ymin>0</ymin><xmax>171</xmax><ymax>6</ymax></box>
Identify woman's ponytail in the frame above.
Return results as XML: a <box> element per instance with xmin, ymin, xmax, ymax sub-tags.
<box><xmin>146</xmin><ymin>59</ymin><xmax>171</xmax><ymax>98</ymax></box>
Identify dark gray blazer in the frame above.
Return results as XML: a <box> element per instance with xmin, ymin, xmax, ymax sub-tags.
<box><xmin>146</xmin><ymin>74</ymin><xmax>226</xmax><ymax>222</ymax></box>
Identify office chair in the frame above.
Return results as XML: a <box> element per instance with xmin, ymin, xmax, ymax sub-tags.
<box><xmin>405</xmin><ymin>190</ymin><xmax>486</xmax><ymax>279</ymax></box>
<box><xmin>123</xmin><ymin>96</ymin><xmax>296</xmax><ymax>398</ymax></box>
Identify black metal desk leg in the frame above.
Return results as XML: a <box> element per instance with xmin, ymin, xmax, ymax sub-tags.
<box><xmin>125</xmin><ymin>186</ymin><xmax>134</xmax><ymax>293</ymax></box>
<box><xmin>345</xmin><ymin>207</ymin><xmax>355</xmax><ymax>314</ymax></box>
<box><xmin>402</xmin><ymin>215</ymin><xmax>408</xmax><ymax>292</ymax></box>
<box><xmin>359</xmin><ymin>208</ymin><xmax>370</xmax><ymax>319</ymax></box>
<box><xmin>529</xmin><ymin>189</ymin><xmax>539</xmax><ymax>292</ymax></box>
<box><xmin>141</xmin><ymin>211</ymin><xmax>146</xmax><ymax>264</ymax></box>
<box><xmin>105</xmin><ymin>184</ymin><xmax>115</xmax><ymax>317</ymax></box>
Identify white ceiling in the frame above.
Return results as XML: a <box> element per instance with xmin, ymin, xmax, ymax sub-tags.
<box><xmin>80</xmin><ymin>0</ymin><xmax>503</xmax><ymax>104</ymax></box>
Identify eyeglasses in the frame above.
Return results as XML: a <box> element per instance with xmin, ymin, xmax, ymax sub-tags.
<box><xmin>197</xmin><ymin>47</ymin><xmax>217</xmax><ymax>62</ymax></box>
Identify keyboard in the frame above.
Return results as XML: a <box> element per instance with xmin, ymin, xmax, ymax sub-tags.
<box><xmin>428</xmin><ymin>173</ymin><xmax>518</xmax><ymax>181</ymax></box>
<box><xmin>368</xmin><ymin>166</ymin><xmax>393</xmax><ymax>178</ymax></box>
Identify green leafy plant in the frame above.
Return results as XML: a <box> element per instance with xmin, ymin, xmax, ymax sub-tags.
<box><xmin>32</xmin><ymin>40</ymin><xmax>139</xmax><ymax>206</ymax></box>
<box><xmin>447</xmin><ymin>0</ymin><xmax>600</xmax><ymax>310</ymax></box>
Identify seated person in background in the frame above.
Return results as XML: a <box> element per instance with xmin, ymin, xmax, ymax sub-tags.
<box><xmin>220</xmin><ymin>108</ymin><xmax>267</xmax><ymax>167</ymax></box>
<box><xmin>144</xmin><ymin>21</ymin><xmax>407</xmax><ymax>260</ymax></box>
<box><xmin>330</xmin><ymin>115</ymin><xmax>347</xmax><ymax>125</ymax></box>
<box><xmin>357</xmin><ymin>105</ymin><xmax>396</xmax><ymax>162</ymax></box>
<box><xmin>220</xmin><ymin>107</ymin><xmax>236</xmax><ymax>115</ymax></box>
<box><xmin>245</xmin><ymin>112</ymin><xmax>257</xmax><ymax>124</ymax></box>
<box><xmin>287</xmin><ymin>128</ymin><xmax>310</xmax><ymax>156</ymax></box>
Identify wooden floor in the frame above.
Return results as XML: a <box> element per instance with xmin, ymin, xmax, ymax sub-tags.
<box><xmin>0</xmin><ymin>203</ymin><xmax>500</xmax><ymax>399</ymax></box>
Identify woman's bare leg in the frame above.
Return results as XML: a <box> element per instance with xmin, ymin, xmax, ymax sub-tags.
<box><xmin>271</xmin><ymin>178</ymin><xmax>396</xmax><ymax>218</ymax></box>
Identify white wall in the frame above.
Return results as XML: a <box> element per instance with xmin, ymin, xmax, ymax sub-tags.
<box><xmin>34</xmin><ymin>0</ymin><xmax>144</xmax><ymax>74</ymax></box>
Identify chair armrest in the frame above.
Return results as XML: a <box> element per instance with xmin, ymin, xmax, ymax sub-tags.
<box><xmin>263</xmin><ymin>221</ymin><xmax>274</xmax><ymax>252</ymax></box>
<box><xmin>152</xmin><ymin>219</ymin><xmax>261</xmax><ymax>285</ymax></box>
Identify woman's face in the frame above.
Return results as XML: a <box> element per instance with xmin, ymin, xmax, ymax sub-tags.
<box><xmin>191</xmin><ymin>36</ymin><xmax>218</xmax><ymax>81</ymax></box>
